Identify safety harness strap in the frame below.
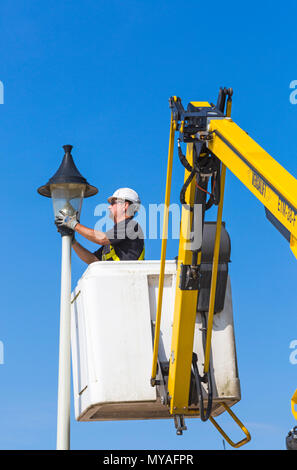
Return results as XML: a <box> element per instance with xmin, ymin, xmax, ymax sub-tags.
<box><xmin>102</xmin><ymin>244</ymin><xmax>145</xmax><ymax>261</ymax></box>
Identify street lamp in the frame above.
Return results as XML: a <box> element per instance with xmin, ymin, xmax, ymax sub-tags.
<box><xmin>38</xmin><ymin>145</ymin><xmax>98</xmax><ymax>450</ymax></box>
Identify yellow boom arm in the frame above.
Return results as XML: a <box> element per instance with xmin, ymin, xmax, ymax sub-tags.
<box><xmin>152</xmin><ymin>91</ymin><xmax>297</xmax><ymax>446</ymax></box>
<box><xmin>207</xmin><ymin>116</ymin><xmax>297</xmax><ymax>257</ymax></box>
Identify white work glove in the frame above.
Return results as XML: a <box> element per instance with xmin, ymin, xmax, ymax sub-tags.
<box><xmin>55</xmin><ymin>210</ymin><xmax>79</xmax><ymax>230</ymax></box>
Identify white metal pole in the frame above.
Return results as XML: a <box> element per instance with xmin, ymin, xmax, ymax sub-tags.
<box><xmin>56</xmin><ymin>234</ymin><xmax>72</xmax><ymax>450</ymax></box>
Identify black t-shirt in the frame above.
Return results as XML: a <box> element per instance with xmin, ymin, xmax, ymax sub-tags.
<box><xmin>93</xmin><ymin>217</ymin><xmax>144</xmax><ymax>261</ymax></box>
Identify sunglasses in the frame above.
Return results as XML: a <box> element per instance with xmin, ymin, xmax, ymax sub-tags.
<box><xmin>110</xmin><ymin>198</ymin><xmax>126</xmax><ymax>206</ymax></box>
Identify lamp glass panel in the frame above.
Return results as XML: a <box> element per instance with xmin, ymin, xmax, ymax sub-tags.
<box><xmin>50</xmin><ymin>183</ymin><xmax>86</xmax><ymax>218</ymax></box>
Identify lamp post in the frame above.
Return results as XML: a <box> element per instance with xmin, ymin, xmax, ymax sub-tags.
<box><xmin>38</xmin><ymin>145</ymin><xmax>98</xmax><ymax>450</ymax></box>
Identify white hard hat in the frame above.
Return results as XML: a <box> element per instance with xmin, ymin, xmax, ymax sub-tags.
<box><xmin>108</xmin><ymin>187</ymin><xmax>141</xmax><ymax>207</ymax></box>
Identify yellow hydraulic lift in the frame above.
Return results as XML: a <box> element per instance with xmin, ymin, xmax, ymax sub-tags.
<box><xmin>292</xmin><ymin>390</ymin><xmax>297</xmax><ymax>421</ymax></box>
<box><xmin>151</xmin><ymin>88</ymin><xmax>297</xmax><ymax>448</ymax></box>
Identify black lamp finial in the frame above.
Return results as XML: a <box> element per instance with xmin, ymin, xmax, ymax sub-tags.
<box><xmin>63</xmin><ymin>145</ymin><xmax>73</xmax><ymax>154</ymax></box>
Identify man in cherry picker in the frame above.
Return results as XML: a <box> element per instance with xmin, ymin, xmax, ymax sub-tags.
<box><xmin>55</xmin><ymin>187</ymin><xmax>145</xmax><ymax>264</ymax></box>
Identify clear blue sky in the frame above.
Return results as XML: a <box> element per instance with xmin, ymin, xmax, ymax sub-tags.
<box><xmin>1</xmin><ymin>0</ymin><xmax>297</xmax><ymax>450</ymax></box>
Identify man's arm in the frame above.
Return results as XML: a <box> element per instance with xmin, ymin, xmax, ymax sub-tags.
<box><xmin>72</xmin><ymin>240</ymin><xmax>99</xmax><ymax>264</ymax></box>
<box><xmin>74</xmin><ymin>223</ymin><xmax>110</xmax><ymax>245</ymax></box>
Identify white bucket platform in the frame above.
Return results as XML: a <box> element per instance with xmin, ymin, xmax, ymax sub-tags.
<box><xmin>71</xmin><ymin>260</ymin><xmax>241</xmax><ymax>422</ymax></box>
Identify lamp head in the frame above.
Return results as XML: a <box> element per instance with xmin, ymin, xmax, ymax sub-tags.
<box><xmin>37</xmin><ymin>145</ymin><xmax>98</xmax><ymax>222</ymax></box>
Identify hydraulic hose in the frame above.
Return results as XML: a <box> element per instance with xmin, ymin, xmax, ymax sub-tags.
<box><xmin>180</xmin><ymin>167</ymin><xmax>196</xmax><ymax>209</ymax></box>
